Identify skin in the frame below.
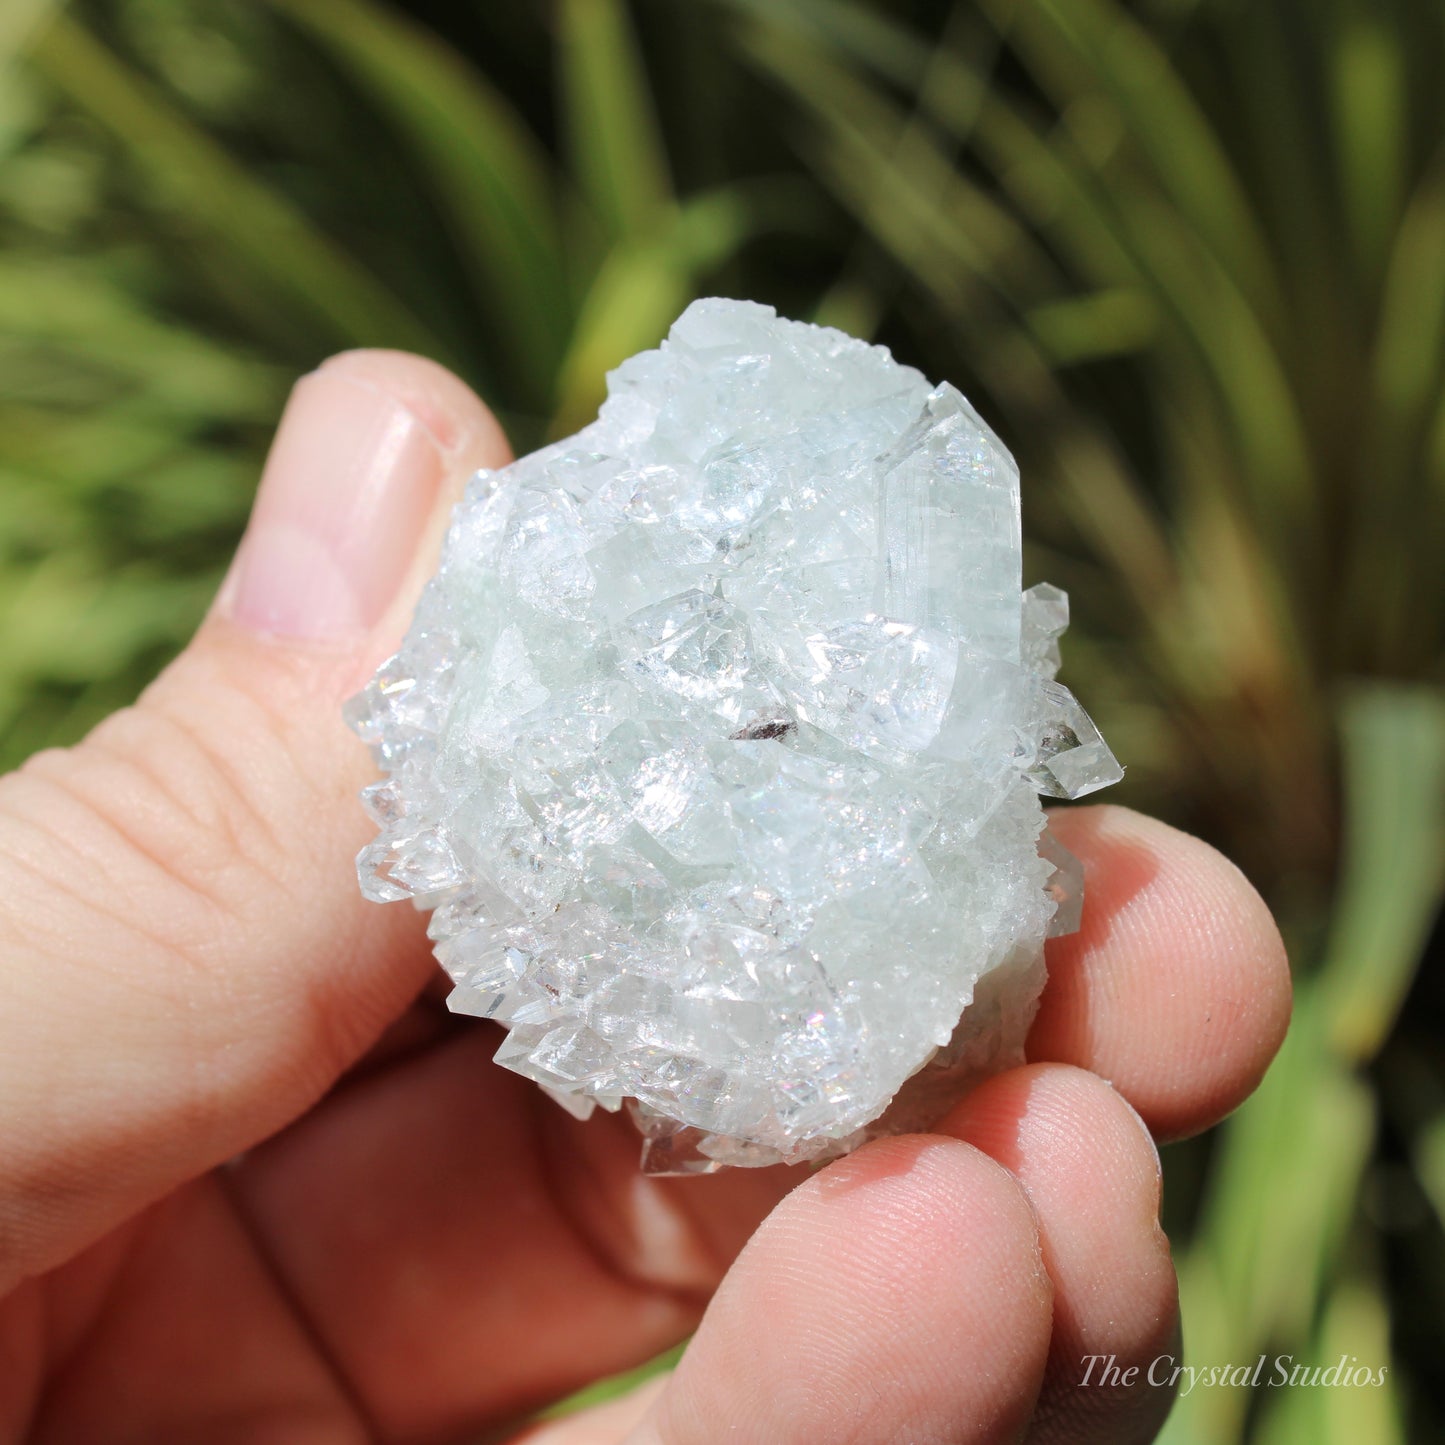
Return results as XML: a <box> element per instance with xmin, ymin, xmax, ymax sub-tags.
<box><xmin>0</xmin><ymin>351</ymin><xmax>1292</xmax><ymax>1445</ymax></box>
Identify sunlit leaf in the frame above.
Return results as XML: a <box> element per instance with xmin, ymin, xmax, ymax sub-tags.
<box><xmin>1320</xmin><ymin>684</ymin><xmax>1445</xmax><ymax>1063</ymax></box>
<box><xmin>986</xmin><ymin>0</ymin><xmax>1279</xmax><ymax>326</ymax></box>
<box><xmin>1331</xmin><ymin>6</ymin><xmax>1407</xmax><ymax>276</ymax></box>
<box><xmin>0</xmin><ymin>257</ymin><xmax>286</xmax><ymax>421</ymax></box>
<box><xmin>0</xmin><ymin>0</ymin><xmax>56</xmax><ymax>61</ymax></box>
<box><xmin>273</xmin><ymin>0</ymin><xmax>568</xmax><ymax>403</ymax></box>
<box><xmin>549</xmin><ymin>184</ymin><xmax>760</xmax><ymax>434</ymax></box>
<box><xmin>24</xmin><ymin>12</ymin><xmax>449</xmax><ymax>361</ymax></box>
<box><xmin>558</xmin><ymin>0</ymin><xmax>672</xmax><ymax>240</ymax></box>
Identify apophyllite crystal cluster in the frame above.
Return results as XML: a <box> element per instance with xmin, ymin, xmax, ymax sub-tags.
<box><xmin>347</xmin><ymin>299</ymin><xmax>1121</xmax><ymax>1172</ymax></box>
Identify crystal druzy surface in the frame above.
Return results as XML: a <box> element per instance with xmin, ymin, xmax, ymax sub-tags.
<box><xmin>347</xmin><ymin>299</ymin><xmax>1121</xmax><ymax>1172</ymax></box>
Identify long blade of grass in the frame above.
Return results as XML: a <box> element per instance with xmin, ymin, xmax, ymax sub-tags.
<box><xmin>0</xmin><ymin>0</ymin><xmax>55</xmax><ymax>60</ymax></box>
<box><xmin>987</xmin><ymin>0</ymin><xmax>1280</xmax><ymax>328</ymax></box>
<box><xmin>1114</xmin><ymin>193</ymin><xmax>1316</xmax><ymax>584</ymax></box>
<box><xmin>1330</xmin><ymin>3</ymin><xmax>1407</xmax><ymax>278</ymax></box>
<box><xmin>734</xmin><ymin>22</ymin><xmax>1057</xmax><ymax>315</ymax></box>
<box><xmin>1253</xmin><ymin>1271</ymin><xmax>1404</xmax><ymax>1445</ymax></box>
<box><xmin>1363</xmin><ymin>158</ymin><xmax>1445</xmax><ymax>448</ymax></box>
<box><xmin>1341</xmin><ymin>160</ymin><xmax>1445</xmax><ymax>660</ymax></box>
<box><xmin>1226</xmin><ymin>1</ymin><xmax>1350</xmax><ymax>350</ymax></box>
<box><xmin>272</xmin><ymin>0</ymin><xmax>567</xmax><ymax>403</ymax></box>
<box><xmin>548</xmin><ymin>183</ymin><xmax>759</xmax><ymax>435</ymax></box>
<box><xmin>557</xmin><ymin>0</ymin><xmax>672</xmax><ymax>241</ymax></box>
<box><xmin>0</xmin><ymin>403</ymin><xmax>199</xmax><ymax>493</ymax></box>
<box><xmin>1318</xmin><ymin>683</ymin><xmax>1445</xmax><ymax>1063</ymax></box>
<box><xmin>1162</xmin><ymin>993</ymin><xmax>1375</xmax><ymax>1444</ymax></box>
<box><xmin>982</xmin><ymin>101</ymin><xmax>1317</xmax><ymax>615</ymax></box>
<box><xmin>1168</xmin><ymin>685</ymin><xmax>1445</xmax><ymax>1440</ymax></box>
<box><xmin>24</xmin><ymin>13</ymin><xmax>449</xmax><ymax>361</ymax></box>
<box><xmin>0</xmin><ymin>257</ymin><xmax>287</xmax><ymax>423</ymax></box>
<box><xmin>548</xmin><ymin>238</ymin><xmax>690</xmax><ymax>439</ymax></box>
<box><xmin>719</xmin><ymin>0</ymin><xmax>928</xmax><ymax>90</ymax></box>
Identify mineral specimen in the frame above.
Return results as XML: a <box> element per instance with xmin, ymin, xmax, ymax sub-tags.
<box><xmin>347</xmin><ymin>299</ymin><xmax>1121</xmax><ymax>1172</ymax></box>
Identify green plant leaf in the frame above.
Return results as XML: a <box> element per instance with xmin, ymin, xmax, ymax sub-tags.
<box><xmin>558</xmin><ymin>0</ymin><xmax>672</xmax><ymax>241</ymax></box>
<box><xmin>1368</xmin><ymin>163</ymin><xmax>1445</xmax><ymax>449</ymax></box>
<box><xmin>0</xmin><ymin>256</ymin><xmax>286</xmax><ymax>422</ymax></box>
<box><xmin>987</xmin><ymin>0</ymin><xmax>1280</xmax><ymax>328</ymax></box>
<box><xmin>718</xmin><ymin>0</ymin><xmax>927</xmax><ymax>90</ymax></box>
<box><xmin>1162</xmin><ymin>993</ymin><xmax>1375</xmax><ymax>1444</ymax></box>
<box><xmin>272</xmin><ymin>0</ymin><xmax>568</xmax><ymax>403</ymax></box>
<box><xmin>549</xmin><ymin>183</ymin><xmax>760</xmax><ymax>434</ymax></box>
<box><xmin>1319</xmin><ymin>683</ymin><xmax>1445</xmax><ymax>1064</ymax></box>
<box><xmin>1253</xmin><ymin>1272</ymin><xmax>1404</xmax><ymax>1445</ymax></box>
<box><xmin>1331</xmin><ymin>4</ymin><xmax>1407</xmax><ymax>277</ymax></box>
<box><xmin>0</xmin><ymin>0</ymin><xmax>56</xmax><ymax>62</ymax></box>
<box><xmin>24</xmin><ymin>12</ymin><xmax>449</xmax><ymax>361</ymax></box>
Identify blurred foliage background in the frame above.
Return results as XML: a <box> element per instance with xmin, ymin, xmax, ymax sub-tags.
<box><xmin>2</xmin><ymin>0</ymin><xmax>1444</xmax><ymax>1439</ymax></box>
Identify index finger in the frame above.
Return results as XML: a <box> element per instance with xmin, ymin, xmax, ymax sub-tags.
<box><xmin>1030</xmin><ymin>804</ymin><xmax>1292</xmax><ymax>1141</ymax></box>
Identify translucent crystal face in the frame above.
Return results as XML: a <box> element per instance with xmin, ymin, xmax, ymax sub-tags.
<box><xmin>347</xmin><ymin>299</ymin><xmax>1121</xmax><ymax>1172</ymax></box>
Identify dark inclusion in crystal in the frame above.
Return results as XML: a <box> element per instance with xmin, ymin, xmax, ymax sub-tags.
<box><xmin>731</xmin><ymin>718</ymin><xmax>796</xmax><ymax>742</ymax></box>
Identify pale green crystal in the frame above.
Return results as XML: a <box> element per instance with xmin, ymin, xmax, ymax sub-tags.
<box><xmin>347</xmin><ymin>299</ymin><xmax>1121</xmax><ymax>1172</ymax></box>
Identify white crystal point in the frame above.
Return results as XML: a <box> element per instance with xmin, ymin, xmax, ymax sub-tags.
<box><xmin>347</xmin><ymin>298</ymin><xmax>1122</xmax><ymax>1171</ymax></box>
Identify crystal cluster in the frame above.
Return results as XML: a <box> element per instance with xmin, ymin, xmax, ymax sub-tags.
<box><xmin>347</xmin><ymin>299</ymin><xmax>1121</xmax><ymax>1172</ymax></box>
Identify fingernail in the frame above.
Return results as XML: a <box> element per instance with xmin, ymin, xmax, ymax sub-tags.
<box><xmin>223</xmin><ymin>362</ymin><xmax>446</xmax><ymax>640</ymax></box>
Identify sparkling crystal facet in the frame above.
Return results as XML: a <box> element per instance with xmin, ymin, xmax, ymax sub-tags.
<box><xmin>348</xmin><ymin>299</ymin><xmax>1122</xmax><ymax>1171</ymax></box>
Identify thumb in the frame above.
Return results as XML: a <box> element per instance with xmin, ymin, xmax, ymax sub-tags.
<box><xmin>0</xmin><ymin>350</ymin><xmax>508</xmax><ymax>1290</ymax></box>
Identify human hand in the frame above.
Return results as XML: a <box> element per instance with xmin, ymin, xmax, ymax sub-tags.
<box><xmin>0</xmin><ymin>351</ymin><xmax>1291</xmax><ymax>1445</ymax></box>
